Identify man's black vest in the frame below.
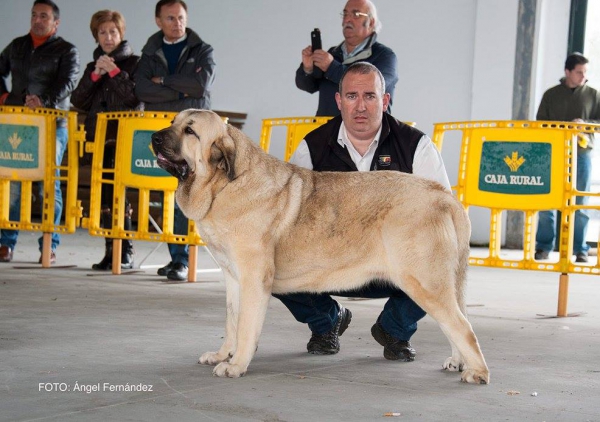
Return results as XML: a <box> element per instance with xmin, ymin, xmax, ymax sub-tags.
<box><xmin>304</xmin><ymin>114</ymin><xmax>424</xmax><ymax>173</ymax></box>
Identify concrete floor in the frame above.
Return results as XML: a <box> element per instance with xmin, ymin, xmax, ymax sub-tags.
<box><xmin>1</xmin><ymin>229</ymin><xmax>600</xmax><ymax>422</ymax></box>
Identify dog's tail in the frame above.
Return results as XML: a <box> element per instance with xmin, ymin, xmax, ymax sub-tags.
<box><xmin>450</xmin><ymin>200</ymin><xmax>471</xmax><ymax>317</ymax></box>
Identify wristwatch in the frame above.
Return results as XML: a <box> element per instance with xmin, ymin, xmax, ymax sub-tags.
<box><xmin>160</xmin><ymin>77</ymin><xmax>164</xmax><ymax>85</ymax></box>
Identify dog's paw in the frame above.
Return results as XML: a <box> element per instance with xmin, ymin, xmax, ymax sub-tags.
<box><xmin>460</xmin><ymin>368</ymin><xmax>490</xmax><ymax>384</ymax></box>
<box><xmin>199</xmin><ymin>351</ymin><xmax>230</xmax><ymax>366</ymax></box>
<box><xmin>212</xmin><ymin>362</ymin><xmax>247</xmax><ymax>378</ymax></box>
<box><xmin>442</xmin><ymin>356</ymin><xmax>464</xmax><ymax>372</ymax></box>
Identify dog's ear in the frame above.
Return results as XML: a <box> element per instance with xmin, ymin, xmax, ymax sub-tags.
<box><xmin>210</xmin><ymin>127</ymin><xmax>236</xmax><ymax>181</ymax></box>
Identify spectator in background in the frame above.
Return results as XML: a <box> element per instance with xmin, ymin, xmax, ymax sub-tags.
<box><xmin>535</xmin><ymin>53</ymin><xmax>600</xmax><ymax>263</ymax></box>
<box><xmin>135</xmin><ymin>0</ymin><xmax>216</xmax><ymax>281</ymax></box>
<box><xmin>295</xmin><ymin>0</ymin><xmax>398</xmax><ymax>117</ymax></box>
<box><xmin>71</xmin><ymin>9</ymin><xmax>143</xmax><ymax>271</ymax></box>
<box><xmin>0</xmin><ymin>0</ymin><xmax>79</xmax><ymax>264</ymax></box>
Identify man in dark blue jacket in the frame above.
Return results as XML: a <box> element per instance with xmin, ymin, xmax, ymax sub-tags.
<box><xmin>135</xmin><ymin>0</ymin><xmax>216</xmax><ymax>281</ymax></box>
<box><xmin>295</xmin><ymin>0</ymin><xmax>398</xmax><ymax>116</ymax></box>
<box><xmin>0</xmin><ymin>0</ymin><xmax>79</xmax><ymax>265</ymax></box>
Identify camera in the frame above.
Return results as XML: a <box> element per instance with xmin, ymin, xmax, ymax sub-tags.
<box><xmin>311</xmin><ymin>28</ymin><xmax>322</xmax><ymax>52</ymax></box>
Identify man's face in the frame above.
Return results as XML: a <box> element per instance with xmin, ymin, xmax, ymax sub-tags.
<box><xmin>156</xmin><ymin>2</ymin><xmax>187</xmax><ymax>42</ymax></box>
<box><xmin>565</xmin><ymin>63</ymin><xmax>588</xmax><ymax>88</ymax></box>
<box><xmin>335</xmin><ymin>71</ymin><xmax>390</xmax><ymax>140</ymax></box>
<box><xmin>341</xmin><ymin>0</ymin><xmax>373</xmax><ymax>46</ymax></box>
<box><xmin>30</xmin><ymin>4</ymin><xmax>59</xmax><ymax>38</ymax></box>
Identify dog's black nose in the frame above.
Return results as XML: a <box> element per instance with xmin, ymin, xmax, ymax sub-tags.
<box><xmin>151</xmin><ymin>131</ymin><xmax>163</xmax><ymax>145</ymax></box>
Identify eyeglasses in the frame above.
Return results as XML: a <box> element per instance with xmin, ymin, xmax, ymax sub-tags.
<box><xmin>340</xmin><ymin>11</ymin><xmax>370</xmax><ymax>19</ymax></box>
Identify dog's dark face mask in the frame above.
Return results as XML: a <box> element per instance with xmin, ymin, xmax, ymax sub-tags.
<box><xmin>152</xmin><ymin>128</ymin><xmax>191</xmax><ymax>182</ymax></box>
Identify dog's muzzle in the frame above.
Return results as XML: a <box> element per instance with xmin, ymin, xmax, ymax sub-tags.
<box><xmin>152</xmin><ymin>130</ymin><xmax>191</xmax><ymax>182</ymax></box>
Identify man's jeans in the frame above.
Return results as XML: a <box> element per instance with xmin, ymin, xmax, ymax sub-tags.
<box><xmin>274</xmin><ymin>283</ymin><xmax>426</xmax><ymax>341</ymax></box>
<box><xmin>536</xmin><ymin>147</ymin><xmax>591</xmax><ymax>255</ymax></box>
<box><xmin>0</xmin><ymin>127</ymin><xmax>68</xmax><ymax>251</ymax></box>
<box><xmin>167</xmin><ymin>202</ymin><xmax>189</xmax><ymax>266</ymax></box>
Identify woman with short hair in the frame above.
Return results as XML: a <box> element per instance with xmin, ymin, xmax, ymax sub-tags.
<box><xmin>71</xmin><ymin>10</ymin><xmax>143</xmax><ymax>270</ymax></box>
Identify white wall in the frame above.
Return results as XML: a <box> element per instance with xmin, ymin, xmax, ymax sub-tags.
<box><xmin>0</xmin><ymin>0</ymin><xmax>571</xmax><ymax>244</ymax></box>
<box><xmin>467</xmin><ymin>0</ymin><xmax>520</xmax><ymax>244</ymax></box>
<box><xmin>532</xmin><ymin>0</ymin><xmax>571</xmax><ymax>117</ymax></box>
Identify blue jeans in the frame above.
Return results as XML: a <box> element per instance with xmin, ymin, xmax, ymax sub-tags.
<box><xmin>167</xmin><ymin>202</ymin><xmax>189</xmax><ymax>266</ymax></box>
<box><xmin>274</xmin><ymin>283</ymin><xmax>426</xmax><ymax>341</ymax></box>
<box><xmin>536</xmin><ymin>147</ymin><xmax>591</xmax><ymax>255</ymax></box>
<box><xmin>1</xmin><ymin>126</ymin><xmax>67</xmax><ymax>251</ymax></box>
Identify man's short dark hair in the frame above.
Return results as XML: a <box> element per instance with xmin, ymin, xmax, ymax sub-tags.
<box><xmin>33</xmin><ymin>0</ymin><xmax>60</xmax><ymax>20</ymax></box>
<box><xmin>339</xmin><ymin>62</ymin><xmax>385</xmax><ymax>94</ymax></box>
<box><xmin>565</xmin><ymin>52</ymin><xmax>589</xmax><ymax>71</ymax></box>
<box><xmin>155</xmin><ymin>0</ymin><xmax>187</xmax><ymax>17</ymax></box>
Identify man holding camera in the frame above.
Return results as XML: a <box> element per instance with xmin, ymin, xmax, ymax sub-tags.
<box><xmin>295</xmin><ymin>0</ymin><xmax>398</xmax><ymax>117</ymax></box>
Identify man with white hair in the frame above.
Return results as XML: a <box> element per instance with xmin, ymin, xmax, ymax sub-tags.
<box><xmin>295</xmin><ymin>0</ymin><xmax>398</xmax><ymax>116</ymax></box>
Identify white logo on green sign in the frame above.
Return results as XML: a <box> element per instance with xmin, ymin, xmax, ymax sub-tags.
<box><xmin>131</xmin><ymin>130</ymin><xmax>170</xmax><ymax>177</ymax></box>
<box><xmin>479</xmin><ymin>141</ymin><xmax>551</xmax><ymax>195</ymax></box>
<box><xmin>0</xmin><ymin>124</ymin><xmax>39</xmax><ymax>168</ymax></box>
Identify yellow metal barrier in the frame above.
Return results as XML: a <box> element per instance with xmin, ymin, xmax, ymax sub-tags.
<box><xmin>85</xmin><ymin>111</ymin><xmax>230</xmax><ymax>280</ymax></box>
<box><xmin>260</xmin><ymin>116</ymin><xmax>333</xmax><ymax>160</ymax></box>
<box><xmin>0</xmin><ymin>106</ymin><xmax>85</xmax><ymax>266</ymax></box>
<box><xmin>432</xmin><ymin>120</ymin><xmax>600</xmax><ymax>316</ymax></box>
<box><xmin>260</xmin><ymin>116</ymin><xmax>416</xmax><ymax>159</ymax></box>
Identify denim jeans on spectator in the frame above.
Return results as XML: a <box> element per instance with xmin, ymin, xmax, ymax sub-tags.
<box><xmin>536</xmin><ymin>147</ymin><xmax>592</xmax><ymax>255</ymax></box>
<box><xmin>167</xmin><ymin>202</ymin><xmax>189</xmax><ymax>266</ymax></box>
<box><xmin>1</xmin><ymin>126</ymin><xmax>68</xmax><ymax>251</ymax></box>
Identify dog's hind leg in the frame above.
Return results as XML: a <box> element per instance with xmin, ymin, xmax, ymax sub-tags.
<box><xmin>399</xmin><ymin>274</ymin><xmax>489</xmax><ymax>384</ymax></box>
<box><xmin>437</xmin><ymin>310</ymin><xmax>488</xmax><ymax>384</ymax></box>
<box><xmin>199</xmin><ymin>272</ymin><xmax>239</xmax><ymax>366</ymax></box>
<box><xmin>213</xmin><ymin>256</ymin><xmax>274</xmax><ymax>378</ymax></box>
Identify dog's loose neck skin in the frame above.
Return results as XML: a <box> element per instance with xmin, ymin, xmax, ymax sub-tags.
<box><xmin>178</xmin><ymin>123</ymin><xmax>309</xmax><ymax>254</ymax></box>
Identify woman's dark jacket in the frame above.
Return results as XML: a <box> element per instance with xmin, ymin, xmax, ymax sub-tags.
<box><xmin>71</xmin><ymin>40</ymin><xmax>143</xmax><ymax>141</ymax></box>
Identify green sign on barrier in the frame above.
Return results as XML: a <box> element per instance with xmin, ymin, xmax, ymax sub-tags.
<box><xmin>130</xmin><ymin>130</ymin><xmax>170</xmax><ymax>177</ymax></box>
<box><xmin>0</xmin><ymin>124</ymin><xmax>39</xmax><ymax>169</ymax></box>
<box><xmin>478</xmin><ymin>141</ymin><xmax>551</xmax><ymax>195</ymax></box>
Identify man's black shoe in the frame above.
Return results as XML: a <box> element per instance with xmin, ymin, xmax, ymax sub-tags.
<box><xmin>575</xmin><ymin>252</ymin><xmax>589</xmax><ymax>263</ymax></box>
<box><xmin>307</xmin><ymin>306</ymin><xmax>352</xmax><ymax>355</ymax></box>
<box><xmin>157</xmin><ymin>261</ymin><xmax>174</xmax><ymax>276</ymax></box>
<box><xmin>167</xmin><ymin>263</ymin><xmax>188</xmax><ymax>281</ymax></box>
<box><xmin>371</xmin><ymin>322</ymin><xmax>416</xmax><ymax>362</ymax></box>
<box><xmin>534</xmin><ymin>250</ymin><xmax>549</xmax><ymax>260</ymax></box>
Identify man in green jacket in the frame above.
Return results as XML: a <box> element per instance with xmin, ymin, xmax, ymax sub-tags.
<box><xmin>535</xmin><ymin>53</ymin><xmax>600</xmax><ymax>263</ymax></box>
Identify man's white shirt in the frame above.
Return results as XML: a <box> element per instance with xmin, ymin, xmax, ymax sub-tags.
<box><xmin>289</xmin><ymin>122</ymin><xmax>452</xmax><ymax>191</ymax></box>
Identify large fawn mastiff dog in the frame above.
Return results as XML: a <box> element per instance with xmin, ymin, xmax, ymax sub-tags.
<box><xmin>151</xmin><ymin>109</ymin><xmax>489</xmax><ymax>384</ymax></box>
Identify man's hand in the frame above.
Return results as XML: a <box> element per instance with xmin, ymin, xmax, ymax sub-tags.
<box><xmin>24</xmin><ymin>94</ymin><xmax>43</xmax><ymax>109</ymax></box>
<box><xmin>301</xmin><ymin>45</ymin><xmax>314</xmax><ymax>74</ymax></box>
<box><xmin>573</xmin><ymin>119</ymin><xmax>589</xmax><ymax>148</ymax></box>
<box><xmin>151</xmin><ymin>76</ymin><xmax>163</xmax><ymax>85</ymax></box>
<box><xmin>311</xmin><ymin>49</ymin><xmax>334</xmax><ymax>72</ymax></box>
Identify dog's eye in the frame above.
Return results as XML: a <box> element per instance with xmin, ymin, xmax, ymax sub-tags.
<box><xmin>184</xmin><ymin>126</ymin><xmax>195</xmax><ymax>136</ymax></box>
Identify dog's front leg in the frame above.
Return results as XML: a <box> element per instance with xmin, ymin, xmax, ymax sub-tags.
<box><xmin>199</xmin><ymin>273</ymin><xmax>239</xmax><ymax>365</ymax></box>
<box><xmin>213</xmin><ymin>265</ymin><xmax>272</xmax><ymax>378</ymax></box>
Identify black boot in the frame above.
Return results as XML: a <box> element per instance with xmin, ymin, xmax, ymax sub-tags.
<box><xmin>92</xmin><ymin>238</ymin><xmax>113</xmax><ymax>270</ymax></box>
<box><xmin>92</xmin><ymin>208</ymin><xmax>114</xmax><ymax>270</ymax></box>
<box><xmin>121</xmin><ymin>205</ymin><xmax>134</xmax><ymax>269</ymax></box>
